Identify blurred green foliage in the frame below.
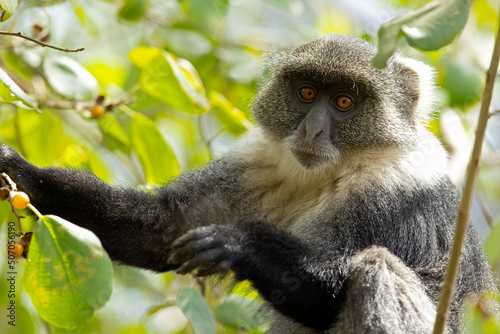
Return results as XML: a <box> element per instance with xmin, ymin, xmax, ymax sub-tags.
<box><xmin>0</xmin><ymin>0</ymin><xmax>499</xmax><ymax>333</ymax></box>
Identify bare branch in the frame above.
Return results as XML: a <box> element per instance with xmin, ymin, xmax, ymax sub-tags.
<box><xmin>0</xmin><ymin>31</ymin><xmax>84</xmax><ymax>53</ymax></box>
<box><xmin>1</xmin><ymin>173</ymin><xmax>24</xmax><ymax>235</ymax></box>
<box><xmin>432</xmin><ymin>9</ymin><xmax>500</xmax><ymax>334</ymax></box>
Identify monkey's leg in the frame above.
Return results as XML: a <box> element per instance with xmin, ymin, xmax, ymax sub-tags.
<box><xmin>330</xmin><ymin>246</ymin><xmax>443</xmax><ymax>334</ymax></box>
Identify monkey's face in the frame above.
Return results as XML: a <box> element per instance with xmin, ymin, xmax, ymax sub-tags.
<box><xmin>285</xmin><ymin>78</ymin><xmax>362</xmax><ymax>169</ymax></box>
<box><xmin>253</xmin><ymin>34</ymin><xmax>426</xmax><ymax>170</ymax></box>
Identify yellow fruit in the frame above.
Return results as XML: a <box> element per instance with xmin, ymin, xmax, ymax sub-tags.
<box><xmin>12</xmin><ymin>192</ymin><xmax>30</xmax><ymax>209</ymax></box>
<box><xmin>7</xmin><ymin>241</ymin><xmax>24</xmax><ymax>259</ymax></box>
<box><xmin>91</xmin><ymin>105</ymin><xmax>105</xmax><ymax>118</ymax></box>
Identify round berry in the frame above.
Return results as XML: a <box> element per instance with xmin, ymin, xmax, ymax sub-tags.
<box><xmin>12</xmin><ymin>192</ymin><xmax>30</xmax><ymax>210</ymax></box>
<box><xmin>7</xmin><ymin>241</ymin><xmax>24</xmax><ymax>259</ymax></box>
<box><xmin>91</xmin><ymin>105</ymin><xmax>105</xmax><ymax>118</ymax></box>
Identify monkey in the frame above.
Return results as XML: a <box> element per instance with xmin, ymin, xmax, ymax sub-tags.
<box><xmin>0</xmin><ymin>34</ymin><xmax>495</xmax><ymax>333</ymax></box>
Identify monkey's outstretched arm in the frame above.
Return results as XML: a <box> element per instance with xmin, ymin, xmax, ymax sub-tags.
<box><xmin>0</xmin><ymin>145</ymin><xmax>242</xmax><ymax>271</ymax></box>
<box><xmin>168</xmin><ymin>222</ymin><xmax>348</xmax><ymax>332</ymax></box>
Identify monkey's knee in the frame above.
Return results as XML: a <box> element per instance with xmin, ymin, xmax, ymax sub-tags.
<box><xmin>331</xmin><ymin>246</ymin><xmax>438</xmax><ymax>334</ymax></box>
<box><xmin>349</xmin><ymin>245</ymin><xmax>417</xmax><ymax>276</ymax></box>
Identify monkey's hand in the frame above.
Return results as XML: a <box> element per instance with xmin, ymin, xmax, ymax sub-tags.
<box><xmin>168</xmin><ymin>222</ymin><xmax>348</xmax><ymax>331</ymax></box>
<box><xmin>167</xmin><ymin>225</ymin><xmax>248</xmax><ymax>276</ymax></box>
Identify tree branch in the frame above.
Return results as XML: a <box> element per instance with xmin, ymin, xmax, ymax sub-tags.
<box><xmin>0</xmin><ymin>31</ymin><xmax>84</xmax><ymax>53</ymax></box>
<box><xmin>1</xmin><ymin>173</ymin><xmax>24</xmax><ymax>235</ymax></box>
<box><xmin>432</xmin><ymin>10</ymin><xmax>500</xmax><ymax>334</ymax></box>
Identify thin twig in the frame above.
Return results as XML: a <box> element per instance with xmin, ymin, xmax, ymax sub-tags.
<box><xmin>206</xmin><ymin>127</ymin><xmax>226</xmax><ymax>146</ymax></box>
<box><xmin>104</xmin><ymin>84</ymin><xmax>139</xmax><ymax>111</ymax></box>
<box><xmin>197</xmin><ymin>113</ymin><xmax>214</xmax><ymax>158</ymax></box>
<box><xmin>195</xmin><ymin>276</ymin><xmax>207</xmax><ymax>297</ymax></box>
<box><xmin>432</xmin><ymin>9</ymin><xmax>500</xmax><ymax>334</ymax></box>
<box><xmin>1</xmin><ymin>173</ymin><xmax>24</xmax><ymax>235</ymax></box>
<box><xmin>490</xmin><ymin>110</ymin><xmax>500</xmax><ymax>117</ymax></box>
<box><xmin>1</xmin><ymin>172</ymin><xmax>17</xmax><ymax>193</ymax></box>
<box><xmin>477</xmin><ymin>195</ymin><xmax>494</xmax><ymax>227</ymax></box>
<box><xmin>141</xmin><ymin>298</ymin><xmax>176</xmax><ymax>320</ymax></box>
<box><xmin>9</xmin><ymin>202</ymin><xmax>24</xmax><ymax>235</ymax></box>
<box><xmin>0</xmin><ymin>31</ymin><xmax>84</xmax><ymax>53</ymax></box>
<box><xmin>39</xmin><ymin>100</ymin><xmax>87</xmax><ymax>110</ymax></box>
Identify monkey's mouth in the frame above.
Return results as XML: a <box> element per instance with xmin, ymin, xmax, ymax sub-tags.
<box><xmin>289</xmin><ymin>145</ymin><xmax>339</xmax><ymax>169</ymax></box>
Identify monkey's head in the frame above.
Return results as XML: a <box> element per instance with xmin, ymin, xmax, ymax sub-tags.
<box><xmin>252</xmin><ymin>34</ymin><xmax>435</xmax><ymax>169</ymax></box>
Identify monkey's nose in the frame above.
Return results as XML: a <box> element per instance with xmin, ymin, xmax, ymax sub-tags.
<box><xmin>305</xmin><ymin>128</ymin><xmax>323</xmax><ymax>143</ymax></box>
<box><xmin>304</xmin><ymin>105</ymin><xmax>329</xmax><ymax>144</ymax></box>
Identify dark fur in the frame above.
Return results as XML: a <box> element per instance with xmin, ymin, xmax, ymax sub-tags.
<box><xmin>0</xmin><ymin>34</ymin><xmax>495</xmax><ymax>333</ymax></box>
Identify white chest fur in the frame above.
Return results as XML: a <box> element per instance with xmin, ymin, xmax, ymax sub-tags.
<box><xmin>235</xmin><ymin>128</ymin><xmax>448</xmax><ymax>230</ymax></box>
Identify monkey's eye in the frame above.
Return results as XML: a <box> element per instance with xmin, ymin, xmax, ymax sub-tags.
<box><xmin>298</xmin><ymin>86</ymin><xmax>317</xmax><ymax>102</ymax></box>
<box><xmin>334</xmin><ymin>95</ymin><xmax>355</xmax><ymax>111</ymax></box>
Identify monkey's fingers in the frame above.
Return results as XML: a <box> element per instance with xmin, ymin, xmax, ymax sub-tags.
<box><xmin>171</xmin><ymin>226</ymin><xmax>216</xmax><ymax>249</ymax></box>
<box><xmin>168</xmin><ymin>237</ymin><xmax>218</xmax><ymax>265</ymax></box>
<box><xmin>175</xmin><ymin>248</ymin><xmax>226</xmax><ymax>275</ymax></box>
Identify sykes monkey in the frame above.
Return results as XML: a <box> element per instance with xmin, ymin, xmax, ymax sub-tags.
<box><xmin>0</xmin><ymin>34</ymin><xmax>495</xmax><ymax>333</ymax></box>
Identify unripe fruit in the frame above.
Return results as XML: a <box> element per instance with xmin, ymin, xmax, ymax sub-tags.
<box><xmin>91</xmin><ymin>105</ymin><xmax>105</xmax><ymax>118</ymax></box>
<box><xmin>12</xmin><ymin>192</ymin><xmax>30</xmax><ymax>209</ymax></box>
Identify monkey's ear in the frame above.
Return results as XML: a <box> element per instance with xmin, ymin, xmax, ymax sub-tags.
<box><xmin>392</xmin><ymin>57</ymin><xmax>437</xmax><ymax>124</ymax></box>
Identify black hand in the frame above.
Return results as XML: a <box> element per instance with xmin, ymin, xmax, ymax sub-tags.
<box><xmin>169</xmin><ymin>221</ymin><xmax>348</xmax><ymax>332</ymax></box>
<box><xmin>168</xmin><ymin>225</ymin><xmax>246</xmax><ymax>276</ymax></box>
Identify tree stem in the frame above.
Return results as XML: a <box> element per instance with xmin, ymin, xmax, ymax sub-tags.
<box><xmin>432</xmin><ymin>9</ymin><xmax>500</xmax><ymax>334</ymax></box>
<box><xmin>0</xmin><ymin>31</ymin><xmax>84</xmax><ymax>52</ymax></box>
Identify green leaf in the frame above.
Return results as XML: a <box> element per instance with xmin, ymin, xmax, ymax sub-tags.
<box><xmin>483</xmin><ymin>218</ymin><xmax>500</xmax><ymax>270</ymax></box>
<box><xmin>0</xmin><ymin>79</ymin><xmax>20</xmax><ymax>101</ymax></box>
<box><xmin>402</xmin><ymin>0</ymin><xmax>472</xmax><ymax>50</ymax></box>
<box><xmin>23</xmin><ymin>215</ymin><xmax>113</xmax><ymax>329</ymax></box>
<box><xmin>4</xmin><ymin>50</ymin><xmax>34</xmax><ymax>80</ymax></box>
<box><xmin>130</xmin><ymin>112</ymin><xmax>179</xmax><ymax>184</ymax></box>
<box><xmin>87</xmin><ymin>149</ymin><xmax>111</xmax><ymax>183</ymax></box>
<box><xmin>0</xmin><ymin>201</ymin><xmax>14</xmax><ymax>226</ymax></box>
<box><xmin>86</xmin><ymin>61</ymin><xmax>127</xmax><ymax>89</ymax></box>
<box><xmin>0</xmin><ymin>67</ymin><xmax>39</xmax><ymax>110</ymax></box>
<box><xmin>373</xmin><ymin>0</ymin><xmax>472</xmax><ymax>68</ymax></box>
<box><xmin>119</xmin><ymin>0</ymin><xmax>146</xmax><ymax>22</ymax></box>
<box><xmin>97</xmin><ymin>113</ymin><xmax>131</xmax><ymax>154</ymax></box>
<box><xmin>177</xmin><ymin>288</ymin><xmax>216</xmax><ymax>334</ymax></box>
<box><xmin>465</xmin><ymin>294</ymin><xmax>500</xmax><ymax>334</ymax></box>
<box><xmin>0</xmin><ymin>109</ymin><xmax>69</xmax><ymax>166</ymax></box>
<box><xmin>215</xmin><ymin>295</ymin><xmax>264</xmax><ymax>330</ymax></box>
<box><xmin>43</xmin><ymin>55</ymin><xmax>99</xmax><ymax>101</ymax></box>
<box><xmin>441</xmin><ymin>57</ymin><xmax>483</xmax><ymax>107</ymax></box>
<box><xmin>128</xmin><ymin>46</ymin><xmax>163</xmax><ymax>69</ymax></box>
<box><xmin>230</xmin><ymin>280</ymin><xmax>260</xmax><ymax>300</ymax></box>
<box><xmin>210</xmin><ymin>91</ymin><xmax>252</xmax><ymax>135</ymax></box>
<box><xmin>0</xmin><ymin>0</ymin><xmax>18</xmax><ymax>21</ymax></box>
<box><xmin>140</xmin><ymin>51</ymin><xmax>208</xmax><ymax>114</ymax></box>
